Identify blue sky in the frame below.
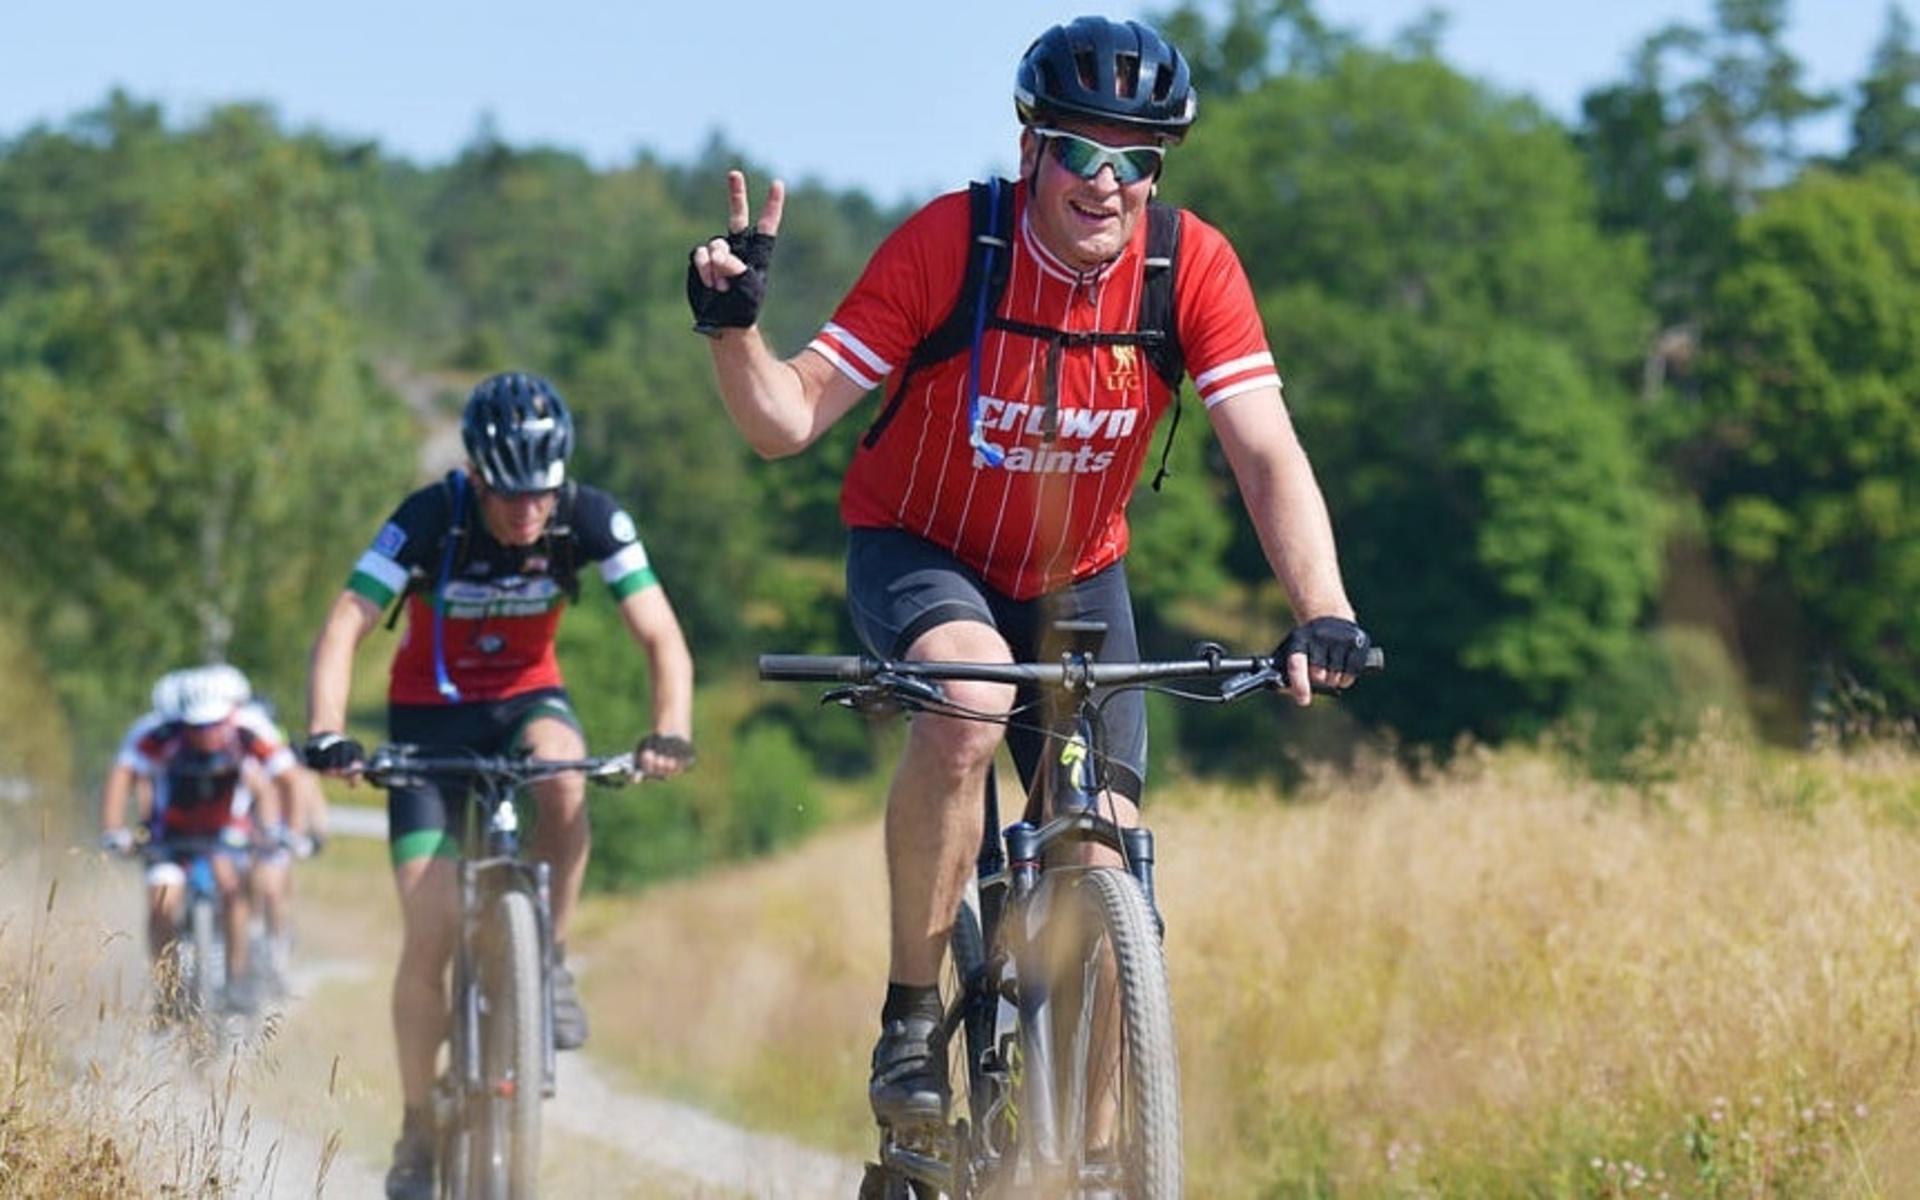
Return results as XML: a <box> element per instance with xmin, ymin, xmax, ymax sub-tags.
<box><xmin>5</xmin><ymin>0</ymin><xmax>1904</xmax><ymax>204</ymax></box>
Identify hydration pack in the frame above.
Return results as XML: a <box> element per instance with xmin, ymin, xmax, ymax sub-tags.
<box><xmin>860</xmin><ymin>178</ymin><xmax>1191</xmax><ymax>490</ymax></box>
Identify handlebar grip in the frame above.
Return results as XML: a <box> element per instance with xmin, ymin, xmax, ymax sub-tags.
<box><xmin>757</xmin><ymin>654</ymin><xmax>879</xmax><ymax>682</ymax></box>
<box><xmin>1364</xmin><ymin>646</ymin><xmax>1386</xmax><ymax>672</ymax></box>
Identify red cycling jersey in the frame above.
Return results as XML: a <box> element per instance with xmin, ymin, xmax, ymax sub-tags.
<box><xmin>129</xmin><ymin>722</ymin><xmax>294</xmax><ymax>838</ymax></box>
<box><xmin>809</xmin><ymin>182</ymin><xmax>1281</xmax><ymax>599</ymax></box>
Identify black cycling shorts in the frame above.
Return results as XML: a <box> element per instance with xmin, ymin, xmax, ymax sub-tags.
<box><xmin>385</xmin><ymin>688</ymin><xmax>583</xmax><ymax>865</ymax></box>
<box><xmin>845</xmin><ymin>527</ymin><xmax>1147</xmax><ymax>803</ymax></box>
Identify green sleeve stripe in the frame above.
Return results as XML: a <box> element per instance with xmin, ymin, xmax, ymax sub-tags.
<box><xmin>348</xmin><ymin>570</ymin><xmax>397</xmax><ymax>607</ymax></box>
<box><xmin>608</xmin><ymin>566</ymin><xmax>659</xmax><ymax>601</ymax></box>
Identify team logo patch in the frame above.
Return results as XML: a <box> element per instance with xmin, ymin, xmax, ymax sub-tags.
<box><xmin>610</xmin><ymin>511</ymin><xmax>638</xmax><ymax>544</ymax></box>
<box><xmin>475</xmin><ymin>633</ymin><xmax>506</xmax><ymax>655</ymax></box>
<box><xmin>372</xmin><ymin>522</ymin><xmax>408</xmax><ymax>558</ymax></box>
<box><xmin>1104</xmin><ymin>345</ymin><xmax>1140</xmax><ymax>393</ymax></box>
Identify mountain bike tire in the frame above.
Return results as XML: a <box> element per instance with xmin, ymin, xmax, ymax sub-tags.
<box><xmin>471</xmin><ymin>889</ymin><xmax>543</xmax><ymax>1200</ymax></box>
<box><xmin>1036</xmin><ymin>867</ymin><xmax>1182</xmax><ymax>1198</ymax></box>
<box><xmin>189</xmin><ymin>896</ymin><xmax>222</xmax><ymax>1016</ymax></box>
<box><xmin>948</xmin><ymin>888</ymin><xmax>991</xmax><ymax>1134</ymax></box>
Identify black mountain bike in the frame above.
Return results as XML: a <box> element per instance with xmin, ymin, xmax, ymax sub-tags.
<box><xmin>363</xmin><ymin>744</ymin><xmax>636</xmax><ymax>1200</ymax></box>
<box><xmin>762</xmin><ymin>621</ymin><xmax>1381</xmax><ymax>1199</ymax></box>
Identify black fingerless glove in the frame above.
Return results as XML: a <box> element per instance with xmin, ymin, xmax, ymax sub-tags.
<box><xmin>303</xmin><ymin>732</ymin><xmax>366</xmax><ymax>772</ymax></box>
<box><xmin>637</xmin><ymin>733</ymin><xmax>696</xmax><ymax>769</ymax></box>
<box><xmin>687</xmin><ymin>230</ymin><xmax>776</xmax><ymax>335</ymax></box>
<box><xmin>1277</xmin><ymin>617</ymin><xmax>1373</xmax><ymax>676</ymax></box>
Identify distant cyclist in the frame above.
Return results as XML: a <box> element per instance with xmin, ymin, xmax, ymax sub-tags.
<box><xmin>103</xmin><ymin>664</ymin><xmax>327</xmax><ymax>993</ymax></box>
<box><xmin>99</xmin><ymin>665</ymin><xmax>296</xmax><ymax>1014</ymax></box>
<box><xmin>688</xmin><ymin>16</ymin><xmax>1370</xmax><ymax>1130</ymax></box>
<box><xmin>302</xmin><ymin>371</ymin><xmax>695</xmax><ymax>1200</ymax></box>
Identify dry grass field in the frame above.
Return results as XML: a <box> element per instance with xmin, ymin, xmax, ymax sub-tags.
<box><xmin>579</xmin><ymin>731</ymin><xmax>1920</xmax><ymax>1197</ymax></box>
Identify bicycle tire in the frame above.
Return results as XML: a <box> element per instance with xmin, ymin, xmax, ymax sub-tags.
<box><xmin>189</xmin><ymin>896</ymin><xmax>222</xmax><ymax>1016</ymax></box>
<box><xmin>947</xmin><ymin>888</ymin><xmax>990</xmax><ymax>1130</ymax></box>
<box><xmin>1033</xmin><ymin>867</ymin><xmax>1182</xmax><ymax>1198</ymax></box>
<box><xmin>470</xmin><ymin>889</ymin><xmax>543</xmax><ymax>1200</ymax></box>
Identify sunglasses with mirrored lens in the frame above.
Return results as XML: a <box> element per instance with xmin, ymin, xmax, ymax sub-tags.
<box><xmin>1032</xmin><ymin>127</ymin><xmax>1165</xmax><ymax>185</ymax></box>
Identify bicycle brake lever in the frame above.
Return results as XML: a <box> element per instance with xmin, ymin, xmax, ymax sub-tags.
<box><xmin>822</xmin><ymin>685</ymin><xmax>896</xmax><ymax>714</ymax></box>
<box><xmin>873</xmin><ymin>672</ymin><xmax>946</xmax><ymax>708</ymax></box>
<box><xmin>590</xmin><ymin>753</ymin><xmax>636</xmax><ymax>784</ymax></box>
<box><xmin>1219</xmin><ymin>667</ymin><xmax>1281</xmax><ymax>702</ymax></box>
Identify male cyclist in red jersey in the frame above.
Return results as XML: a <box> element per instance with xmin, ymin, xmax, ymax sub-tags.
<box><xmin>687</xmin><ymin>16</ymin><xmax>1374</xmax><ymax>1130</ymax></box>
<box><xmin>301</xmin><ymin>371</ymin><xmax>695</xmax><ymax>1200</ymax></box>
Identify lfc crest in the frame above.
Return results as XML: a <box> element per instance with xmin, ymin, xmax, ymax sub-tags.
<box><xmin>1104</xmin><ymin>344</ymin><xmax>1140</xmax><ymax>392</ymax></box>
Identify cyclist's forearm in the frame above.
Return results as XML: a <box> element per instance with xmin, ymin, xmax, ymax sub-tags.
<box><xmin>708</xmin><ymin>334</ymin><xmax>859</xmax><ymax>458</ymax></box>
<box><xmin>293</xmin><ymin>769</ymin><xmax>327</xmax><ymax>835</ymax></box>
<box><xmin>1217</xmin><ymin>394</ymin><xmax>1355</xmax><ymax>622</ymax></box>
<box><xmin>266</xmin><ymin>773</ymin><xmax>296</xmax><ymax>831</ymax></box>
<box><xmin>101</xmin><ymin>766</ymin><xmax>133</xmax><ymax>831</ymax></box>
<box><xmin>619</xmin><ymin>589</ymin><xmax>695</xmax><ymax>736</ymax></box>
<box><xmin>307</xmin><ymin>591</ymin><xmax>378</xmax><ymax>734</ymax></box>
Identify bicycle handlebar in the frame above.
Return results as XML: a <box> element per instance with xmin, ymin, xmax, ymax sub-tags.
<box><xmin>758</xmin><ymin>645</ymin><xmax>1384</xmax><ymax>695</ymax></box>
<box><xmin>362</xmin><ymin>744</ymin><xmax>637</xmax><ymax>789</ymax></box>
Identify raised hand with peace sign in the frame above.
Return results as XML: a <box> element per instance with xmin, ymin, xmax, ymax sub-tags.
<box><xmin>687</xmin><ymin>170</ymin><xmax>787</xmax><ymax>336</ymax></box>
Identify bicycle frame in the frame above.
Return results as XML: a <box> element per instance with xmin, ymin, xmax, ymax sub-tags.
<box><xmin>141</xmin><ymin>832</ymin><xmax>248</xmax><ymax>1015</ymax></box>
<box><xmin>362</xmin><ymin>746</ymin><xmax>634</xmax><ymax>1152</ymax></box>
<box><xmin>765</xmin><ymin>628</ymin><xmax>1381</xmax><ymax>1198</ymax></box>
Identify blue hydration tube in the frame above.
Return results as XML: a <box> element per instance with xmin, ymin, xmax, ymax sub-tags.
<box><xmin>965</xmin><ymin>177</ymin><xmax>1009</xmax><ymax>468</ymax></box>
<box><xmin>432</xmin><ymin>471</ymin><xmax>467</xmax><ymax>703</ymax></box>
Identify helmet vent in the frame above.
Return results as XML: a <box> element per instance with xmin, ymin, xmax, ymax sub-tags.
<box><xmin>1151</xmin><ymin>63</ymin><xmax>1174</xmax><ymax>103</ymax></box>
<box><xmin>1073</xmin><ymin>49</ymin><xmax>1099</xmax><ymax>92</ymax></box>
<box><xmin>1115</xmin><ymin>52</ymin><xmax>1141</xmax><ymax>99</ymax></box>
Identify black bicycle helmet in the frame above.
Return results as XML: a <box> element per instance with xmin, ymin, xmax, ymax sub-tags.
<box><xmin>1015</xmin><ymin>17</ymin><xmax>1198</xmax><ymax>139</ymax></box>
<box><xmin>461</xmin><ymin>371</ymin><xmax>574</xmax><ymax>493</ymax></box>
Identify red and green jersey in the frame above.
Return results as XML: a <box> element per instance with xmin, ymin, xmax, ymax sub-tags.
<box><xmin>346</xmin><ymin>475</ymin><xmax>658</xmax><ymax>705</ymax></box>
<box><xmin>809</xmin><ymin>182</ymin><xmax>1281</xmax><ymax>600</ymax></box>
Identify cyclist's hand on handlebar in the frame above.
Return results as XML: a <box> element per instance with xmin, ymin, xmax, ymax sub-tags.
<box><xmin>1276</xmin><ymin>616</ymin><xmax>1373</xmax><ymax>705</ymax></box>
<box><xmin>635</xmin><ymin>733</ymin><xmax>695</xmax><ymax>780</ymax></box>
<box><xmin>687</xmin><ymin>170</ymin><xmax>785</xmax><ymax>335</ymax></box>
<box><xmin>302</xmin><ymin>732</ymin><xmax>366</xmax><ymax>775</ymax></box>
<box><xmin>99</xmin><ymin>827</ymin><xmax>135</xmax><ymax>857</ymax></box>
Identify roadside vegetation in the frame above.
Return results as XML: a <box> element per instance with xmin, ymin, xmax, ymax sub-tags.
<box><xmin>577</xmin><ymin>728</ymin><xmax>1920</xmax><ymax>1196</ymax></box>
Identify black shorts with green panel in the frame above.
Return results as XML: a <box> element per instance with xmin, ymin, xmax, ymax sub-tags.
<box><xmin>385</xmin><ymin>687</ymin><xmax>584</xmax><ymax>865</ymax></box>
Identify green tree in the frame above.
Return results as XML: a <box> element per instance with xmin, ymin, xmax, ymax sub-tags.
<box><xmin>1577</xmin><ymin>0</ymin><xmax>1838</xmax><ymax>368</ymax></box>
<box><xmin>0</xmin><ymin>101</ymin><xmax>410</xmax><ymax>748</ymax></box>
<box><xmin>1159</xmin><ymin>46</ymin><xmax>1664</xmax><ymax>742</ymax></box>
<box><xmin>1845</xmin><ymin>6</ymin><xmax>1920</xmax><ymax>176</ymax></box>
<box><xmin>1693</xmin><ymin>167</ymin><xmax>1920</xmax><ymax>715</ymax></box>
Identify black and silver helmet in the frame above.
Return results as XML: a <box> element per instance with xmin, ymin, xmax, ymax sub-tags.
<box><xmin>461</xmin><ymin>372</ymin><xmax>574</xmax><ymax>493</ymax></box>
<box><xmin>1015</xmin><ymin>17</ymin><xmax>1198</xmax><ymax>139</ymax></box>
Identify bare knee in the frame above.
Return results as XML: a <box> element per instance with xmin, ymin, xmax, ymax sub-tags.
<box><xmin>908</xmin><ymin>697</ymin><xmax>1010</xmax><ymax>780</ymax></box>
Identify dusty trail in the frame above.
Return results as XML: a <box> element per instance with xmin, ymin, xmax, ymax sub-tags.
<box><xmin>13</xmin><ymin>838</ymin><xmax>864</xmax><ymax>1198</ymax></box>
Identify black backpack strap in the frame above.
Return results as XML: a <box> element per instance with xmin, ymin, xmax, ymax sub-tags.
<box><xmin>861</xmin><ymin>179</ymin><xmax>1018</xmax><ymax>449</ymax></box>
<box><xmin>383</xmin><ymin>470</ymin><xmax>473</xmax><ymax>630</ymax></box>
<box><xmin>543</xmin><ymin>480</ymin><xmax>581</xmax><ymax>603</ymax></box>
<box><xmin>1142</xmin><ymin>203</ymin><xmax>1187</xmax><ymax>492</ymax></box>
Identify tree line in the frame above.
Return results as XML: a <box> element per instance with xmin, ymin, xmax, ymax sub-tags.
<box><xmin>0</xmin><ymin>0</ymin><xmax>1913</xmax><ymax>879</ymax></box>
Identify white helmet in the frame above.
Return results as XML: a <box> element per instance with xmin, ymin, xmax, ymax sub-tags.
<box><xmin>203</xmin><ymin>662</ymin><xmax>253</xmax><ymax>707</ymax></box>
<box><xmin>152</xmin><ymin>665</ymin><xmax>242</xmax><ymax>726</ymax></box>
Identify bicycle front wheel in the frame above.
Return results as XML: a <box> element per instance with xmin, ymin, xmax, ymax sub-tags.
<box><xmin>189</xmin><ymin>896</ymin><xmax>222</xmax><ymax>1015</ymax></box>
<box><xmin>470</xmin><ymin>889</ymin><xmax>543</xmax><ymax>1200</ymax></box>
<box><xmin>1034</xmin><ymin>867</ymin><xmax>1181</xmax><ymax>1198</ymax></box>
